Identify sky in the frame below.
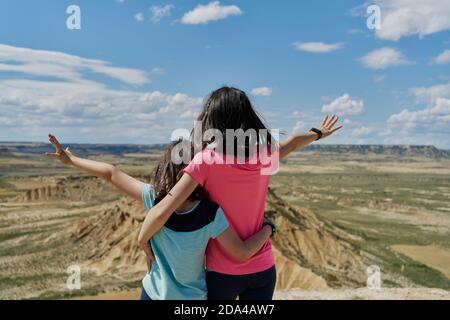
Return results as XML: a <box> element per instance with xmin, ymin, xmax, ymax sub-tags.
<box><xmin>0</xmin><ymin>0</ymin><xmax>449</xmax><ymax>148</ymax></box>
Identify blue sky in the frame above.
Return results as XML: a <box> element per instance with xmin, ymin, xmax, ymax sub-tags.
<box><xmin>0</xmin><ymin>0</ymin><xmax>449</xmax><ymax>148</ymax></box>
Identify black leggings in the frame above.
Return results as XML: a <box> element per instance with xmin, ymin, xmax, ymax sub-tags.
<box><xmin>206</xmin><ymin>265</ymin><xmax>276</xmax><ymax>300</ymax></box>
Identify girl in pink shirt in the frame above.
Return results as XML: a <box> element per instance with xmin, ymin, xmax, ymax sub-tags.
<box><xmin>138</xmin><ymin>87</ymin><xmax>342</xmax><ymax>300</ymax></box>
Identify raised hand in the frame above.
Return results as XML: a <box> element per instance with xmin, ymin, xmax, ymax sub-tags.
<box><xmin>318</xmin><ymin>115</ymin><xmax>343</xmax><ymax>139</ymax></box>
<box><xmin>46</xmin><ymin>134</ymin><xmax>74</xmax><ymax>165</ymax></box>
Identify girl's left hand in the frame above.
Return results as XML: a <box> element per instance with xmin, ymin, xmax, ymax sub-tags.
<box><xmin>318</xmin><ymin>115</ymin><xmax>343</xmax><ymax>139</ymax></box>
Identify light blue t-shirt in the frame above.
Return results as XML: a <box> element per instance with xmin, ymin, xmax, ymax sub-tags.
<box><xmin>141</xmin><ymin>184</ymin><xmax>229</xmax><ymax>300</ymax></box>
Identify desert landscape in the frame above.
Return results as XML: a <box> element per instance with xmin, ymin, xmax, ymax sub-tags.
<box><xmin>0</xmin><ymin>143</ymin><xmax>449</xmax><ymax>300</ymax></box>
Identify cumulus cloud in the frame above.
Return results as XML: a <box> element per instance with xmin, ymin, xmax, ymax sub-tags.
<box><xmin>293</xmin><ymin>42</ymin><xmax>344</xmax><ymax>53</ymax></box>
<box><xmin>368</xmin><ymin>0</ymin><xmax>450</xmax><ymax>41</ymax></box>
<box><xmin>181</xmin><ymin>1</ymin><xmax>242</xmax><ymax>25</ymax></box>
<box><xmin>359</xmin><ymin>47</ymin><xmax>410</xmax><ymax>69</ymax></box>
<box><xmin>352</xmin><ymin>126</ymin><xmax>373</xmax><ymax>137</ymax></box>
<box><xmin>134</xmin><ymin>12</ymin><xmax>145</xmax><ymax>22</ymax></box>
<box><xmin>387</xmin><ymin>98</ymin><xmax>450</xmax><ymax>128</ymax></box>
<box><xmin>321</xmin><ymin>94</ymin><xmax>365</xmax><ymax>116</ymax></box>
<box><xmin>433</xmin><ymin>49</ymin><xmax>450</xmax><ymax>64</ymax></box>
<box><xmin>0</xmin><ymin>44</ymin><xmax>203</xmax><ymax>143</ymax></box>
<box><xmin>150</xmin><ymin>4</ymin><xmax>173</xmax><ymax>23</ymax></box>
<box><xmin>292</xmin><ymin>121</ymin><xmax>308</xmax><ymax>134</ymax></box>
<box><xmin>386</xmin><ymin>81</ymin><xmax>450</xmax><ymax>146</ymax></box>
<box><xmin>411</xmin><ymin>80</ymin><xmax>450</xmax><ymax>104</ymax></box>
<box><xmin>251</xmin><ymin>87</ymin><xmax>273</xmax><ymax>97</ymax></box>
<box><xmin>0</xmin><ymin>44</ymin><xmax>149</xmax><ymax>85</ymax></box>
<box><xmin>0</xmin><ymin>79</ymin><xmax>203</xmax><ymax>143</ymax></box>
<box><xmin>134</xmin><ymin>12</ymin><xmax>144</xmax><ymax>22</ymax></box>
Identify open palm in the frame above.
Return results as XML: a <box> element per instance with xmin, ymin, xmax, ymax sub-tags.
<box><xmin>46</xmin><ymin>134</ymin><xmax>74</xmax><ymax>165</ymax></box>
<box><xmin>318</xmin><ymin>115</ymin><xmax>343</xmax><ymax>139</ymax></box>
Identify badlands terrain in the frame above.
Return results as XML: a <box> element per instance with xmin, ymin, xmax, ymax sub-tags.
<box><xmin>0</xmin><ymin>143</ymin><xmax>449</xmax><ymax>299</ymax></box>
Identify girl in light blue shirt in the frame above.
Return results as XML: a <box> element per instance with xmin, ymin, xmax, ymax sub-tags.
<box><xmin>46</xmin><ymin>135</ymin><xmax>275</xmax><ymax>300</ymax></box>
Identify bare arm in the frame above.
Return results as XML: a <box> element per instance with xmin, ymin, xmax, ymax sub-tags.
<box><xmin>137</xmin><ymin>174</ymin><xmax>199</xmax><ymax>249</ymax></box>
<box><xmin>216</xmin><ymin>225</ymin><xmax>273</xmax><ymax>262</ymax></box>
<box><xmin>46</xmin><ymin>134</ymin><xmax>144</xmax><ymax>202</ymax></box>
<box><xmin>279</xmin><ymin>115</ymin><xmax>343</xmax><ymax>160</ymax></box>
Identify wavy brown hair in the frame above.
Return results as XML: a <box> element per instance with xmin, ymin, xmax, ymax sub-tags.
<box><xmin>150</xmin><ymin>140</ymin><xmax>204</xmax><ymax>204</ymax></box>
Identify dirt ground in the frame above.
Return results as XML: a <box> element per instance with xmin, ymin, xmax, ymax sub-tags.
<box><xmin>392</xmin><ymin>245</ymin><xmax>450</xmax><ymax>279</ymax></box>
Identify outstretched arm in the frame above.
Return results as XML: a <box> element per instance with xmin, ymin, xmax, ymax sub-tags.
<box><xmin>216</xmin><ymin>225</ymin><xmax>273</xmax><ymax>262</ymax></box>
<box><xmin>137</xmin><ymin>174</ymin><xmax>199</xmax><ymax>248</ymax></box>
<box><xmin>46</xmin><ymin>134</ymin><xmax>144</xmax><ymax>202</ymax></box>
<box><xmin>279</xmin><ymin>115</ymin><xmax>343</xmax><ymax>160</ymax></box>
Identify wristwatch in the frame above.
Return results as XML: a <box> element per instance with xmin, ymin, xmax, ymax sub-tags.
<box><xmin>309</xmin><ymin>128</ymin><xmax>323</xmax><ymax>141</ymax></box>
<box><xmin>263</xmin><ymin>220</ymin><xmax>277</xmax><ymax>238</ymax></box>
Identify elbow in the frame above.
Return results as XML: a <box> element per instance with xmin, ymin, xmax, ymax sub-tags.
<box><xmin>107</xmin><ymin>165</ymin><xmax>119</xmax><ymax>182</ymax></box>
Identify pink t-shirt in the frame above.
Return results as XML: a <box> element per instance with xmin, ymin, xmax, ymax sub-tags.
<box><xmin>183</xmin><ymin>148</ymin><xmax>276</xmax><ymax>275</ymax></box>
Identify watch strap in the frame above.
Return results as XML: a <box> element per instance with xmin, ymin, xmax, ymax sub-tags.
<box><xmin>263</xmin><ymin>220</ymin><xmax>277</xmax><ymax>237</ymax></box>
<box><xmin>310</xmin><ymin>128</ymin><xmax>323</xmax><ymax>141</ymax></box>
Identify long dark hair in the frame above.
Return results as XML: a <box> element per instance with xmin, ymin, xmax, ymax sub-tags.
<box><xmin>150</xmin><ymin>140</ymin><xmax>204</xmax><ymax>204</ymax></box>
<box><xmin>193</xmin><ymin>87</ymin><xmax>274</xmax><ymax>158</ymax></box>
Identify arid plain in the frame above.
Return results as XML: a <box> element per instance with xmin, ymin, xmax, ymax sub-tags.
<box><xmin>0</xmin><ymin>143</ymin><xmax>449</xmax><ymax>299</ymax></box>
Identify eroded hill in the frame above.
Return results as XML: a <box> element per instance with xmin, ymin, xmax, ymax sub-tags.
<box><xmin>1</xmin><ymin>149</ymin><xmax>449</xmax><ymax>298</ymax></box>
<box><xmin>4</xmin><ymin>175</ymin><xmax>395</xmax><ymax>297</ymax></box>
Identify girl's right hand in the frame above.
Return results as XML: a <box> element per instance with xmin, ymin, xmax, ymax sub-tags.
<box><xmin>46</xmin><ymin>134</ymin><xmax>74</xmax><ymax>166</ymax></box>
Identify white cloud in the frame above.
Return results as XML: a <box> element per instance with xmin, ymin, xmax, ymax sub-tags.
<box><xmin>0</xmin><ymin>79</ymin><xmax>203</xmax><ymax>143</ymax></box>
<box><xmin>387</xmin><ymin>98</ymin><xmax>450</xmax><ymax>128</ymax></box>
<box><xmin>0</xmin><ymin>44</ymin><xmax>203</xmax><ymax>143</ymax></box>
<box><xmin>0</xmin><ymin>44</ymin><xmax>149</xmax><ymax>85</ymax></box>
<box><xmin>181</xmin><ymin>1</ymin><xmax>242</xmax><ymax>25</ymax></box>
<box><xmin>134</xmin><ymin>12</ymin><xmax>144</xmax><ymax>22</ymax></box>
<box><xmin>352</xmin><ymin>126</ymin><xmax>373</xmax><ymax>137</ymax></box>
<box><xmin>368</xmin><ymin>0</ymin><xmax>450</xmax><ymax>41</ymax></box>
<box><xmin>433</xmin><ymin>49</ymin><xmax>450</xmax><ymax>64</ymax></box>
<box><xmin>411</xmin><ymin>80</ymin><xmax>450</xmax><ymax>104</ymax></box>
<box><xmin>385</xmin><ymin>80</ymin><xmax>450</xmax><ymax>147</ymax></box>
<box><xmin>251</xmin><ymin>87</ymin><xmax>272</xmax><ymax>97</ymax></box>
<box><xmin>321</xmin><ymin>94</ymin><xmax>365</xmax><ymax>116</ymax></box>
<box><xmin>293</xmin><ymin>42</ymin><xmax>344</xmax><ymax>53</ymax></box>
<box><xmin>150</xmin><ymin>4</ymin><xmax>173</xmax><ymax>23</ymax></box>
<box><xmin>292</xmin><ymin>121</ymin><xmax>306</xmax><ymax>133</ymax></box>
<box><xmin>359</xmin><ymin>47</ymin><xmax>410</xmax><ymax>70</ymax></box>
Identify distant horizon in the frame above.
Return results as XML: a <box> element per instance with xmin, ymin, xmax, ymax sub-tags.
<box><xmin>1</xmin><ymin>140</ymin><xmax>448</xmax><ymax>151</ymax></box>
